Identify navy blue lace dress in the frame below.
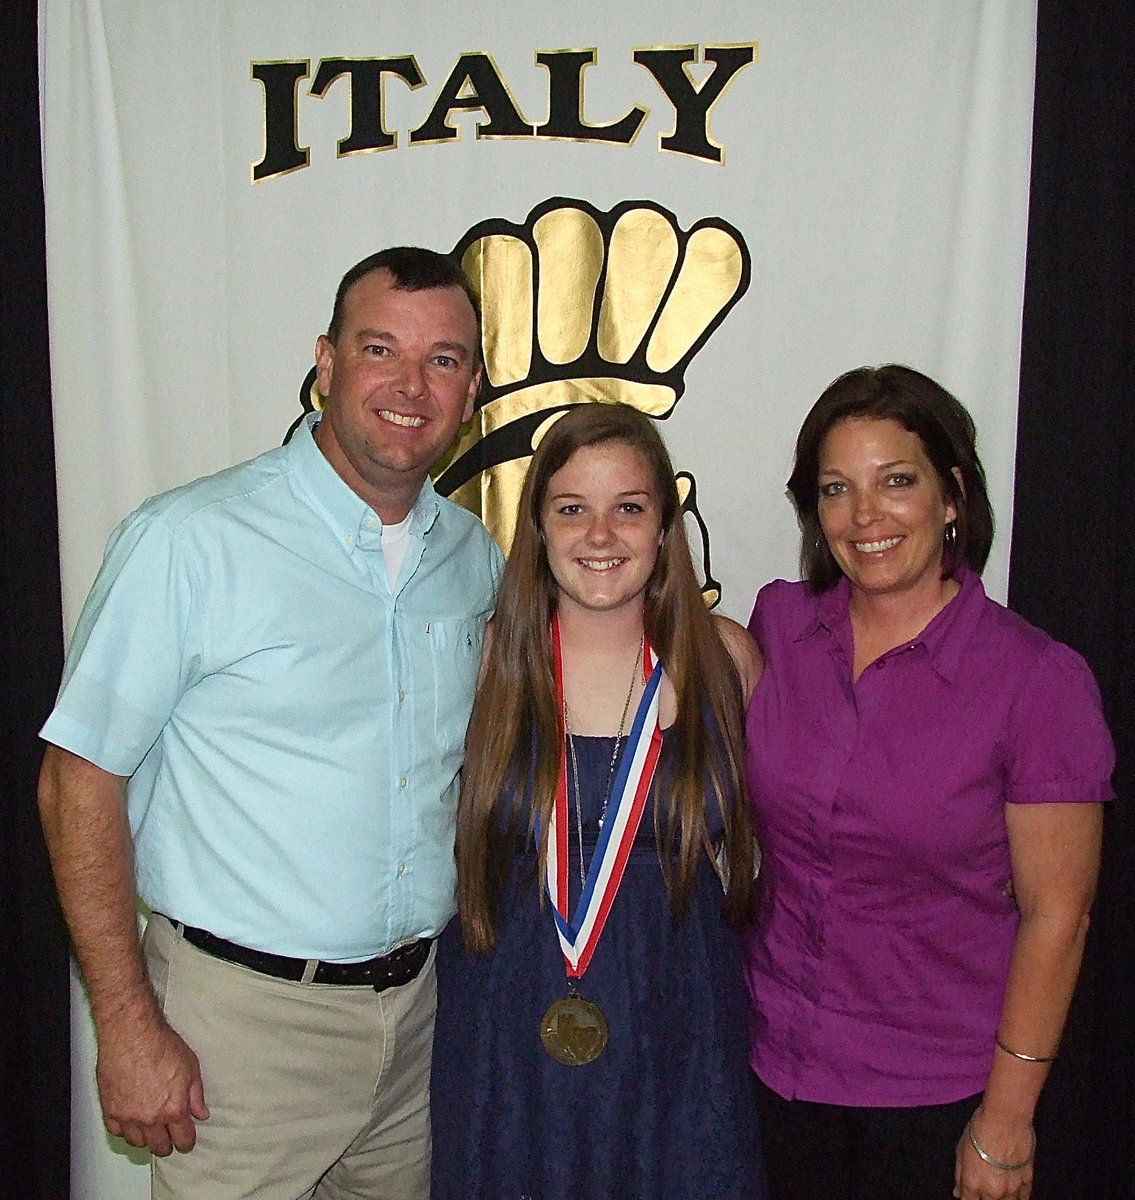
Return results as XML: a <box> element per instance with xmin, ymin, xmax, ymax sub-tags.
<box><xmin>431</xmin><ymin>734</ymin><xmax>767</xmax><ymax>1200</ymax></box>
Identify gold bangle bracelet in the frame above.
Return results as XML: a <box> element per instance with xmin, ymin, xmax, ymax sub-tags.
<box><xmin>995</xmin><ymin>1034</ymin><xmax>1057</xmax><ymax>1063</ymax></box>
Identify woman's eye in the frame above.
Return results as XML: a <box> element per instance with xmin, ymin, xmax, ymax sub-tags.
<box><xmin>819</xmin><ymin>481</ymin><xmax>845</xmax><ymax>498</ymax></box>
<box><xmin>619</xmin><ymin>502</ymin><xmax>644</xmax><ymax>514</ymax></box>
<box><xmin>887</xmin><ymin>473</ymin><xmax>914</xmax><ymax>487</ymax></box>
<box><xmin>557</xmin><ymin>504</ymin><xmax>582</xmax><ymax>516</ymax></box>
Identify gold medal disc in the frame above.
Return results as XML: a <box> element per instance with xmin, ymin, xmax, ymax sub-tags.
<box><xmin>540</xmin><ymin>994</ymin><xmax>609</xmax><ymax>1066</ymax></box>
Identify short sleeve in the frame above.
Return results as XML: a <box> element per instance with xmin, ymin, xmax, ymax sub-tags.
<box><xmin>747</xmin><ymin>586</ymin><xmax>765</xmax><ymax>644</ymax></box>
<box><xmin>747</xmin><ymin>579</ymin><xmax>798</xmax><ymax>658</ymax></box>
<box><xmin>40</xmin><ymin>504</ymin><xmax>200</xmax><ymax>776</ymax></box>
<box><xmin>1004</xmin><ymin>640</ymin><xmax>1115</xmax><ymax>805</ymax></box>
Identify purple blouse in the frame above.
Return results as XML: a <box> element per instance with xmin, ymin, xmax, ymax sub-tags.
<box><xmin>743</xmin><ymin>567</ymin><xmax>1114</xmax><ymax>1106</ymax></box>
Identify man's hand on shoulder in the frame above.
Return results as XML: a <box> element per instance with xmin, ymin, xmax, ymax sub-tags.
<box><xmin>96</xmin><ymin>1013</ymin><xmax>208</xmax><ymax>1155</ymax></box>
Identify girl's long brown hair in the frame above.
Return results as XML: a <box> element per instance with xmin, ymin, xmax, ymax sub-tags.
<box><xmin>457</xmin><ymin>403</ymin><xmax>755</xmax><ymax>952</ymax></box>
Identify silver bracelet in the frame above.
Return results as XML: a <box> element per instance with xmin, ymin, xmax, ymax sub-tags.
<box><xmin>995</xmin><ymin>1034</ymin><xmax>1057</xmax><ymax>1063</ymax></box>
<box><xmin>965</xmin><ymin>1112</ymin><xmax>1036</xmax><ymax>1172</ymax></box>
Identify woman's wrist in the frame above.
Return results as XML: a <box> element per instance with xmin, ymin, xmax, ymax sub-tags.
<box><xmin>966</xmin><ymin>1105</ymin><xmax>1035</xmax><ymax>1172</ymax></box>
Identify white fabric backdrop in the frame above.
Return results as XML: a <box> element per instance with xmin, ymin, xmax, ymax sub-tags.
<box><xmin>40</xmin><ymin>2</ymin><xmax>1035</xmax><ymax>1195</ymax></box>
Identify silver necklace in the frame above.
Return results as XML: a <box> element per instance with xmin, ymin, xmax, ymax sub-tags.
<box><xmin>563</xmin><ymin>636</ymin><xmax>644</xmax><ymax>885</ymax></box>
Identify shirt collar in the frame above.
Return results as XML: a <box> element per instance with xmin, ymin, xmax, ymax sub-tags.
<box><xmin>811</xmin><ymin>576</ymin><xmax>851</xmax><ymax>637</ymax></box>
<box><xmin>915</xmin><ymin>564</ymin><xmax>986</xmax><ymax>683</ymax></box>
<box><xmin>799</xmin><ymin>564</ymin><xmax>987</xmax><ymax>684</ymax></box>
<box><xmin>287</xmin><ymin>412</ymin><xmax>441</xmax><ymax>540</ymax></box>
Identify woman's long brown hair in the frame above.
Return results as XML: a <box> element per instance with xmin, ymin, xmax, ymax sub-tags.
<box><xmin>457</xmin><ymin>403</ymin><xmax>756</xmax><ymax>952</ymax></box>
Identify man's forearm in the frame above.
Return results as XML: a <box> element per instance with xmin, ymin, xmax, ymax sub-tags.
<box><xmin>37</xmin><ymin>744</ymin><xmax>159</xmax><ymax>1029</ymax></box>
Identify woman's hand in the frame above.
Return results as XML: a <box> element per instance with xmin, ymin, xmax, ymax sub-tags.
<box><xmin>954</xmin><ymin>1107</ymin><xmax>1034</xmax><ymax>1200</ymax></box>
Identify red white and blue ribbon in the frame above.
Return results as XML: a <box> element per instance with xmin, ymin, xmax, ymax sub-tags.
<box><xmin>547</xmin><ymin>613</ymin><xmax>664</xmax><ymax>980</ymax></box>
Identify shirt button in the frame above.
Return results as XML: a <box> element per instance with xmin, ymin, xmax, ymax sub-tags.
<box><xmin>399</xmin><ymin>776</ymin><xmax>407</xmax><ymax>789</ymax></box>
<box><xmin>398</xmin><ymin>690</ymin><xmax>405</xmax><ymax>704</ymax></box>
<box><xmin>364</xmin><ymin>516</ymin><xmax>378</xmax><ymax>530</ymax></box>
<box><xmin>344</xmin><ymin>534</ymin><xmax>354</xmax><ymax>547</ymax></box>
<box><xmin>397</xmin><ymin>862</ymin><xmax>406</xmax><ymax>876</ymax></box>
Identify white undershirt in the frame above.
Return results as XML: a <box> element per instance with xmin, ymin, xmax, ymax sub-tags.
<box><xmin>380</xmin><ymin>513</ymin><xmax>413</xmax><ymax>587</ymax></box>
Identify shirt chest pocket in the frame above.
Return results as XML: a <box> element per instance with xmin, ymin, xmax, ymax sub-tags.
<box><xmin>423</xmin><ymin>616</ymin><xmax>486</xmax><ymax>754</ymax></box>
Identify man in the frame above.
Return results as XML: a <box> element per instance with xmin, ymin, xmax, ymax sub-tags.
<box><xmin>38</xmin><ymin>247</ymin><xmax>502</xmax><ymax>1199</ymax></box>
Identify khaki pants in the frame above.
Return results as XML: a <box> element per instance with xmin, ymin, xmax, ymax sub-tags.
<box><xmin>142</xmin><ymin>913</ymin><xmax>435</xmax><ymax>1200</ymax></box>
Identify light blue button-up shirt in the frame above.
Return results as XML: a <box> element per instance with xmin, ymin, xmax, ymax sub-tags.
<box><xmin>42</xmin><ymin>415</ymin><xmax>502</xmax><ymax>959</ymax></box>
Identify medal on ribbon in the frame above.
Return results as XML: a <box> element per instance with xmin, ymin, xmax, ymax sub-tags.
<box><xmin>540</xmin><ymin>614</ymin><xmax>663</xmax><ymax>1066</ymax></box>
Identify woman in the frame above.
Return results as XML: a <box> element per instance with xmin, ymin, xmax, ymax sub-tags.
<box><xmin>744</xmin><ymin>365</ymin><xmax>1114</xmax><ymax>1200</ymax></box>
<box><xmin>431</xmin><ymin>403</ymin><xmax>767</xmax><ymax>1200</ymax></box>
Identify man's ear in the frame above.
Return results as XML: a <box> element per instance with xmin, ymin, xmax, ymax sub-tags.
<box><xmin>315</xmin><ymin>334</ymin><xmax>335</xmax><ymax>396</ymax></box>
<box><xmin>462</xmin><ymin>363</ymin><xmax>482</xmax><ymax>423</ymax></box>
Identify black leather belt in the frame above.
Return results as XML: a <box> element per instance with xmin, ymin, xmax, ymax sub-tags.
<box><xmin>164</xmin><ymin>916</ymin><xmax>432</xmax><ymax>992</ymax></box>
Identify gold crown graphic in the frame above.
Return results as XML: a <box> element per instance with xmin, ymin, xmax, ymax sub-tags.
<box><xmin>432</xmin><ymin>198</ymin><xmax>750</xmax><ymax>601</ymax></box>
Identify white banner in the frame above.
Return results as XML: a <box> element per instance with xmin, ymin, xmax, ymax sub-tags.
<box><xmin>41</xmin><ymin>3</ymin><xmax>1035</xmax><ymax>1194</ymax></box>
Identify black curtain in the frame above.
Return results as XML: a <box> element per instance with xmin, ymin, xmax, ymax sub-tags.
<box><xmin>1009</xmin><ymin>2</ymin><xmax>1135</xmax><ymax>1197</ymax></box>
<box><xmin>3</xmin><ymin>2</ymin><xmax>1132</xmax><ymax>1197</ymax></box>
<box><xmin>1</xmin><ymin>1</ymin><xmax>72</xmax><ymax>1198</ymax></box>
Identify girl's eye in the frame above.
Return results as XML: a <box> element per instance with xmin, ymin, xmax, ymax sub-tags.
<box><xmin>619</xmin><ymin>502</ymin><xmax>644</xmax><ymax>514</ymax></box>
<box><xmin>557</xmin><ymin>504</ymin><xmax>582</xmax><ymax>516</ymax></box>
